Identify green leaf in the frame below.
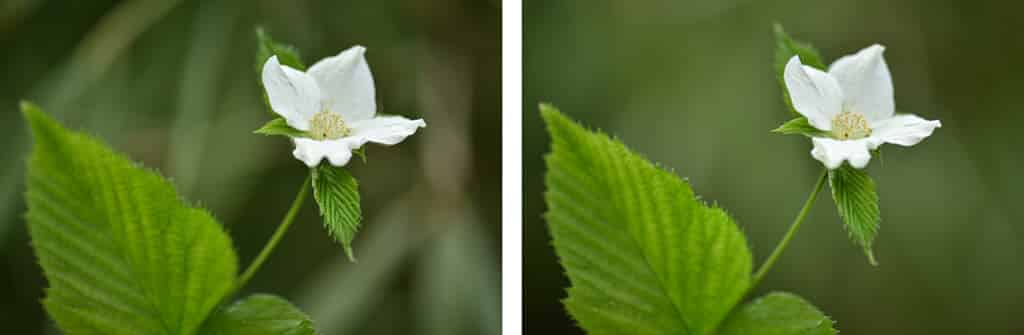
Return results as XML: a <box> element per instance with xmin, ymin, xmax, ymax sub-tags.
<box><xmin>718</xmin><ymin>292</ymin><xmax>837</xmax><ymax>335</ymax></box>
<box><xmin>773</xmin><ymin>23</ymin><xmax>827</xmax><ymax>116</ymax></box>
<box><xmin>541</xmin><ymin>104</ymin><xmax>752</xmax><ymax>335</ymax></box>
<box><xmin>255</xmin><ymin>27</ymin><xmax>305</xmax><ymax>72</ymax></box>
<box><xmin>828</xmin><ymin>165</ymin><xmax>881</xmax><ymax>265</ymax></box>
<box><xmin>771</xmin><ymin>117</ymin><xmax>829</xmax><ymax>137</ymax></box>
<box><xmin>22</xmin><ymin>102</ymin><xmax>238</xmax><ymax>335</ymax></box>
<box><xmin>200</xmin><ymin>294</ymin><xmax>315</xmax><ymax>335</ymax></box>
<box><xmin>311</xmin><ymin>164</ymin><xmax>362</xmax><ymax>262</ymax></box>
<box><xmin>254</xmin><ymin>118</ymin><xmax>307</xmax><ymax>138</ymax></box>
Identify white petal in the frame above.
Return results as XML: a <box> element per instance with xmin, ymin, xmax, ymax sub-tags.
<box><xmin>308</xmin><ymin>46</ymin><xmax>376</xmax><ymax>122</ymax></box>
<box><xmin>811</xmin><ymin>137</ymin><xmax>875</xmax><ymax>169</ymax></box>
<box><xmin>347</xmin><ymin>116</ymin><xmax>426</xmax><ymax>146</ymax></box>
<box><xmin>828</xmin><ymin>44</ymin><xmax>894</xmax><ymax>122</ymax></box>
<box><xmin>292</xmin><ymin>138</ymin><xmax>359</xmax><ymax>167</ymax></box>
<box><xmin>871</xmin><ymin>114</ymin><xmax>941</xmax><ymax>147</ymax></box>
<box><xmin>262</xmin><ymin>56</ymin><xmax>322</xmax><ymax>130</ymax></box>
<box><xmin>784</xmin><ymin>56</ymin><xmax>844</xmax><ymax>130</ymax></box>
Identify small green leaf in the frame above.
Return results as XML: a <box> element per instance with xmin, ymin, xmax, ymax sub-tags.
<box><xmin>201</xmin><ymin>294</ymin><xmax>315</xmax><ymax>335</ymax></box>
<box><xmin>718</xmin><ymin>292</ymin><xmax>837</xmax><ymax>335</ymax></box>
<box><xmin>255</xmin><ymin>27</ymin><xmax>305</xmax><ymax>72</ymax></box>
<box><xmin>254</xmin><ymin>118</ymin><xmax>307</xmax><ymax>138</ymax></box>
<box><xmin>23</xmin><ymin>102</ymin><xmax>238</xmax><ymax>335</ymax></box>
<box><xmin>774</xmin><ymin>23</ymin><xmax>827</xmax><ymax>116</ymax></box>
<box><xmin>828</xmin><ymin>164</ymin><xmax>881</xmax><ymax>265</ymax></box>
<box><xmin>772</xmin><ymin>117</ymin><xmax>829</xmax><ymax>137</ymax></box>
<box><xmin>311</xmin><ymin>165</ymin><xmax>362</xmax><ymax>262</ymax></box>
<box><xmin>542</xmin><ymin>104</ymin><xmax>751</xmax><ymax>335</ymax></box>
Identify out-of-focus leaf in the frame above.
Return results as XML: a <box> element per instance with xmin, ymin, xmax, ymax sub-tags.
<box><xmin>718</xmin><ymin>292</ymin><xmax>837</xmax><ymax>335</ymax></box>
<box><xmin>169</xmin><ymin>0</ymin><xmax>240</xmax><ymax>195</ymax></box>
<box><xmin>23</xmin><ymin>102</ymin><xmax>237</xmax><ymax>335</ymax></box>
<box><xmin>542</xmin><ymin>104</ymin><xmax>751</xmax><ymax>335</ymax></box>
<box><xmin>415</xmin><ymin>219</ymin><xmax>500</xmax><ymax>335</ymax></box>
<box><xmin>829</xmin><ymin>164</ymin><xmax>881</xmax><ymax>265</ymax></box>
<box><xmin>200</xmin><ymin>294</ymin><xmax>315</xmax><ymax>335</ymax></box>
<box><xmin>312</xmin><ymin>164</ymin><xmax>362</xmax><ymax>261</ymax></box>
<box><xmin>297</xmin><ymin>197</ymin><xmax>420</xmax><ymax>334</ymax></box>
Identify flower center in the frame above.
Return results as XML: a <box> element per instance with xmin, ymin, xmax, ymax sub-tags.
<box><xmin>308</xmin><ymin>111</ymin><xmax>350</xmax><ymax>140</ymax></box>
<box><xmin>831</xmin><ymin>111</ymin><xmax>871</xmax><ymax>140</ymax></box>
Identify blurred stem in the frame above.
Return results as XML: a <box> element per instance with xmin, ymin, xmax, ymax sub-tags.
<box><xmin>750</xmin><ymin>169</ymin><xmax>828</xmax><ymax>289</ymax></box>
<box><xmin>235</xmin><ymin>174</ymin><xmax>311</xmax><ymax>292</ymax></box>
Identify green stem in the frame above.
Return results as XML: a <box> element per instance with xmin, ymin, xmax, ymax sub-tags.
<box><xmin>750</xmin><ymin>169</ymin><xmax>828</xmax><ymax>289</ymax></box>
<box><xmin>234</xmin><ymin>174</ymin><xmax>311</xmax><ymax>292</ymax></box>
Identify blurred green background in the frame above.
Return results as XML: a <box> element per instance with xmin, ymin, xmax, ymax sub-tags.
<box><xmin>526</xmin><ymin>0</ymin><xmax>1023</xmax><ymax>334</ymax></box>
<box><xmin>0</xmin><ymin>0</ymin><xmax>500</xmax><ymax>334</ymax></box>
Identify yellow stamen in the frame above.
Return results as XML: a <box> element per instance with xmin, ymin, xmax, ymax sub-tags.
<box><xmin>309</xmin><ymin>111</ymin><xmax>350</xmax><ymax>140</ymax></box>
<box><xmin>831</xmin><ymin>111</ymin><xmax>871</xmax><ymax>140</ymax></box>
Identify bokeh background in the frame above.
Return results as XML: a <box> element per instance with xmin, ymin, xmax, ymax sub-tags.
<box><xmin>526</xmin><ymin>0</ymin><xmax>1023</xmax><ymax>334</ymax></box>
<box><xmin>0</xmin><ymin>0</ymin><xmax>500</xmax><ymax>334</ymax></box>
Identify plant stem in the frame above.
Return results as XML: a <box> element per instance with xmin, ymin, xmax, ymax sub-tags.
<box><xmin>750</xmin><ymin>169</ymin><xmax>828</xmax><ymax>289</ymax></box>
<box><xmin>234</xmin><ymin>174</ymin><xmax>311</xmax><ymax>292</ymax></box>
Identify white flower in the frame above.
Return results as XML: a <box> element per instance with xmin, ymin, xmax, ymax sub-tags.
<box><xmin>784</xmin><ymin>44</ymin><xmax>940</xmax><ymax>169</ymax></box>
<box><xmin>262</xmin><ymin>46</ymin><xmax>426</xmax><ymax>167</ymax></box>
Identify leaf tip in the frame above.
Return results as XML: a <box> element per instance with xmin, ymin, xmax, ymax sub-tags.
<box><xmin>865</xmin><ymin>248</ymin><xmax>878</xmax><ymax>266</ymax></box>
<box><xmin>20</xmin><ymin>100</ymin><xmax>45</xmax><ymax>123</ymax></box>
<box><xmin>344</xmin><ymin>246</ymin><xmax>357</xmax><ymax>263</ymax></box>
<box><xmin>538</xmin><ymin>102</ymin><xmax>559</xmax><ymax>117</ymax></box>
<box><xmin>772</xmin><ymin>22</ymin><xmax>785</xmax><ymax>36</ymax></box>
<box><xmin>21</xmin><ymin>101</ymin><xmax>63</xmax><ymax>145</ymax></box>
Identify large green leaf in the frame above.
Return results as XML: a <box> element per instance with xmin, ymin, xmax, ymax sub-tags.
<box><xmin>773</xmin><ymin>24</ymin><xmax>827</xmax><ymax>117</ymax></box>
<box><xmin>718</xmin><ymin>292</ymin><xmax>837</xmax><ymax>335</ymax></box>
<box><xmin>200</xmin><ymin>294</ymin><xmax>315</xmax><ymax>335</ymax></box>
<box><xmin>828</xmin><ymin>165</ymin><xmax>881</xmax><ymax>265</ymax></box>
<box><xmin>23</xmin><ymin>102</ymin><xmax>238</xmax><ymax>335</ymax></box>
<box><xmin>311</xmin><ymin>164</ymin><xmax>362</xmax><ymax>262</ymax></box>
<box><xmin>541</xmin><ymin>105</ymin><xmax>752</xmax><ymax>335</ymax></box>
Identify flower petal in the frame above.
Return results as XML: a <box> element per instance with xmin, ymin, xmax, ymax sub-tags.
<box><xmin>308</xmin><ymin>46</ymin><xmax>376</xmax><ymax>122</ymax></box>
<box><xmin>292</xmin><ymin>138</ymin><xmax>358</xmax><ymax>167</ymax></box>
<box><xmin>784</xmin><ymin>56</ymin><xmax>844</xmax><ymax>130</ymax></box>
<box><xmin>347</xmin><ymin>116</ymin><xmax>426</xmax><ymax>146</ymax></box>
<box><xmin>262</xmin><ymin>56</ymin><xmax>321</xmax><ymax>130</ymax></box>
<box><xmin>811</xmin><ymin>137</ymin><xmax>874</xmax><ymax>169</ymax></box>
<box><xmin>828</xmin><ymin>44</ymin><xmax>894</xmax><ymax>122</ymax></box>
<box><xmin>871</xmin><ymin>114</ymin><xmax>941</xmax><ymax>147</ymax></box>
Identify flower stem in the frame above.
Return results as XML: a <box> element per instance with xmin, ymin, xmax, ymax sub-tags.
<box><xmin>234</xmin><ymin>174</ymin><xmax>311</xmax><ymax>293</ymax></box>
<box><xmin>750</xmin><ymin>169</ymin><xmax>828</xmax><ymax>289</ymax></box>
